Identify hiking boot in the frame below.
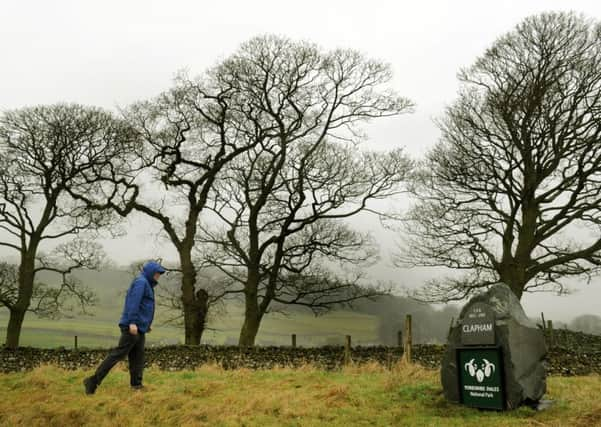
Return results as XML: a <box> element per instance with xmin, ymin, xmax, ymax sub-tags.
<box><xmin>83</xmin><ymin>376</ymin><xmax>97</xmax><ymax>395</ymax></box>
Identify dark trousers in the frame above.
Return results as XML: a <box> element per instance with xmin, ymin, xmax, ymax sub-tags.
<box><xmin>93</xmin><ymin>327</ymin><xmax>146</xmax><ymax>387</ymax></box>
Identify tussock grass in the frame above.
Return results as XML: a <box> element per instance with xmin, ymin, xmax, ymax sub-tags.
<box><xmin>0</xmin><ymin>364</ymin><xmax>600</xmax><ymax>426</ymax></box>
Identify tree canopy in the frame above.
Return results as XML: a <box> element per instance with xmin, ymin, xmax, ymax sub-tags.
<box><xmin>398</xmin><ymin>12</ymin><xmax>601</xmax><ymax>301</ymax></box>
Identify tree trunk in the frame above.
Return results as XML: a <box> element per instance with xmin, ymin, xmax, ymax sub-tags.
<box><xmin>179</xmin><ymin>249</ymin><xmax>212</xmax><ymax>345</ymax></box>
<box><xmin>239</xmin><ymin>273</ymin><xmax>263</xmax><ymax>347</ymax></box>
<box><xmin>502</xmin><ymin>190</ymin><xmax>537</xmax><ymax>301</ymax></box>
<box><xmin>4</xmin><ymin>254</ymin><xmax>36</xmax><ymax>349</ymax></box>
<box><xmin>183</xmin><ymin>305</ymin><xmax>202</xmax><ymax>345</ymax></box>
<box><xmin>182</xmin><ymin>289</ymin><xmax>209</xmax><ymax>345</ymax></box>
<box><xmin>239</xmin><ymin>310</ymin><xmax>262</xmax><ymax>347</ymax></box>
<box><xmin>5</xmin><ymin>308</ymin><xmax>26</xmax><ymax>349</ymax></box>
<box><xmin>498</xmin><ymin>262</ymin><xmax>527</xmax><ymax>300</ymax></box>
<box><xmin>180</xmin><ymin>251</ymin><xmax>201</xmax><ymax>345</ymax></box>
<box><xmin>194</xmin><ymin>289</ymin><xmax>209</xmax><ymax>344</ymax></box>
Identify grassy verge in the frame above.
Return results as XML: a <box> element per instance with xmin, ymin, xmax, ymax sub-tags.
<box><xmin>0</xmin><ymin>362</ymin><xmax>599</xmax><ymax>426</ymax></box>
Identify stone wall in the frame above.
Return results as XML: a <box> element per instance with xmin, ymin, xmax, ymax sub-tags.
<box><xmin>1</xmin><ymin>329</ymin><xmax>599</xmax><ymax>375</ymax></box>
<box><xmin>0</xmin><ymin>345</ymin><xmax>441</xmax><ymax>373</ymax></box>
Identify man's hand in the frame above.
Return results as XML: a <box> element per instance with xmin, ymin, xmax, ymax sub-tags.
<box><xmin>147</xmin><ymin>326</ymin><xmax>152</xmax><ymax>333</ymax></box>
<box><xmin>129</xmin><ymin>324</ymin><xmax>138</xmax><ymax>335</ymax></box>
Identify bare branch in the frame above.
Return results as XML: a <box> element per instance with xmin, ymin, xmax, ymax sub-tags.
<box><xmin>397</xmin><ymin>12</ymin><xmax>601</xmax><ymax>301</ymax></box>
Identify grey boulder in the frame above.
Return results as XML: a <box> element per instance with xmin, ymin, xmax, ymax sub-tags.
<box><xmin>441</xmin><ymin>283</ymin><xmax>547</xmax><ymax>409</ymax></box>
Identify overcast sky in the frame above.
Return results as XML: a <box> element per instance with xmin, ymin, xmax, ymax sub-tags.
<box><xmin>2</xmin><ymin>0</ymin><xmax>601</xmax><ymax>321</ymax></box>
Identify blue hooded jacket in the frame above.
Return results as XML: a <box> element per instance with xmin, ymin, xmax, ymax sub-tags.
<box><xmin>118</xmin><ymin>261</ymin><xmax>165</xmax><ymax>333</ymax></box>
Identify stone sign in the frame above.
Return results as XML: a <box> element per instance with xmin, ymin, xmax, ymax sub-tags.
<box><xmin>461</xmin><ymin>302</ymin><xmax>495</xmax><ymax>346</ymax></box>
<box><xmin>441</xmin><ymin>283</ymin><xmax>547</xmax><ymax>410</ymax></box>
<box><xmin>458</xmin><ymin>347</ymin><xmax>505</xmax><ymax>410</ymax></box>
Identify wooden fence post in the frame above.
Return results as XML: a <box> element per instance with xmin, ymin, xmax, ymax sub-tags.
<box><xmin>541</xmin><ymin>312</ymin><xmax>546</xmax><ymax>331</ymax></box>
<box><xmin>291</xmin><ymin>334</ymin><xmax>297</xmax><ymax>348</ymax></box>
<box><xmin>403</xmin><ymin>315</ymin><xmax>412</xmax><ymax>364</ymax></box>
<box><xmin>74</xmin><ymin>335</ymin><xmax>78</xmax><ymax>351</ymax></box>
<box><xmin>397</xmin><ymin>330</ymin><xmax>403</xmax><ymax>347</ymax></box>
<box><xmin>344</xmin><ymin>335</ymin><xmax>352</xmax><ymax>365</ymax></box>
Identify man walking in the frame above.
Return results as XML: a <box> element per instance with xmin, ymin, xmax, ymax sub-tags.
<box><xmin>84</xmin><ymin>260</ymin><xmax>165</xmax><ymax>394</ymax></box>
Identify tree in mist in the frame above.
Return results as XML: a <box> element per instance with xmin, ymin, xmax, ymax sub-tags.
<box><xmin>70</xmin><ymin>65</ymin><xmax>267</xmax><ymax>345</ymax></box>
<box><xmin>570</xmin><ymin>314</ymin><xmax>601</xmax><ymax>335</ymax></box>
<box><xmin>352</xmin><ymin>295</ymin><xmax>460</xmax><ymax>344</ymax></box>
<box><xmin>197</xmin><ymin>35</ymin><xmax>414</xmax><ymax>346</ymax></box>
<box><xmin>398</xmin><ymin>12</ymin><xmax>601</xmax><ymax>301</ymax></box>
<box><xmin>0</xmin><ymin>245</ymin><xmax>100</xmax><ymax>319</ymax></box>
<box><xmin>0</xmin><ymin>104</ymin><xmax>136</xmax><ymax>348</ymax></box>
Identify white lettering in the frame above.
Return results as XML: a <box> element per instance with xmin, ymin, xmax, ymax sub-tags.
<box><xmin>469</xmin><ymin>392</ymin><xmax>494</xmax><ymax>398</ymax></box>
<box><xmin>463</xmin><ymin>323</ymin><xmax>493</xmax><ymax>333</ymax></box>
<box><xmin>464</xmin><ymin>385</ymin><xmax>486</xmax><ymax>391</ymax></box>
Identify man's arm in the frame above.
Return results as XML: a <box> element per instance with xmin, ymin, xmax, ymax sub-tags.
<box><xmin>125</xmin><ymin>280</ymin><xmax>144</xmax><ymax>334</ymax></box>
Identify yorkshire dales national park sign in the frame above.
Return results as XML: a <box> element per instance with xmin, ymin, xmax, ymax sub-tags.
<box><xmin>457</xmin><ymin>302</ymin><xmax>505</xmax><ymax>410</ymax></box>
<box><xmin>457</xmin><ymin>347</ymin><xmax>505</xmax><ymax>410</ymax></box>
<box><xmin>441</xmin><ymin>283</ymin><xmax>547</xmax><ymax>410</ymax></box>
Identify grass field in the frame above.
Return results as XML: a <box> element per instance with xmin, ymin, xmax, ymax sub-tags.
<box><xmin>0</xmin><ymin>305</ymin><xmax>379</xmax><ymax>348</ymax></box>
<box><xmin>0</xmin><ymin>268</ymin><xmax>384</xmax><ymax>348</ymax></box>
<box><xmin>0</xmin><ymin>363</ymin><xmax>599</xmax><ymax>426</ymax></box>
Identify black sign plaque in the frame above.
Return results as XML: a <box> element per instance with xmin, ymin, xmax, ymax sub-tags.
<box><xmin>457</xmin><ymin>347</ymin><xmax>506</xmax><ymax>410</ymax></box>
<box><xmin>461</xmin><ymin>302</ymin><xmax>496</xmax><ymax>346</ymax></box>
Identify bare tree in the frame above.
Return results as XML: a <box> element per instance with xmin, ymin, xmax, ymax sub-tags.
<box><xmin>397</xmin><ymin>12</ymin><xmax>601</xmax><ymax>302</ymax></box>
<box><xmin>69</xmin><ymin>63</ymin><xmax>268</xmax><ymax>345</ymax></box>
<box><xmin>0</xmin><ymin>241</ymin><xmax>102</xmax><ymax>322</ymax></box>
<box><xmin>0</xmin><ymin>104</ymin><xmax>136</xmax><ymax>348</ymax></box>
<box><xmin>197</xmin><ymin>35</ymin><xmax>414</xmax><ymax>346</ymax></box>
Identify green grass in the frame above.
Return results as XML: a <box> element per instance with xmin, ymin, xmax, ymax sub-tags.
<box><xmin>0</xmin><ymin>363</ymin><xmax>598</xmax><ymax>426</ymax></box>
<box><xmin>1</xmin><ymin>268</ymin><xmax>381</xmax><ymax>348</ymax></box>
<box><xmin>0</xmin><ymin>305</ymin><xmax>379</xmax><ymax>348</ymax></box>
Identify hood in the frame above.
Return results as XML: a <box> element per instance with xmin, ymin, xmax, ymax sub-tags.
<box><xmin>142</xmin><ymin>261</ymin><xmax>166</xmax><ymax>286</ymax></box>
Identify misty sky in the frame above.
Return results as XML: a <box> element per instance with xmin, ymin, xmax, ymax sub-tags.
<box><xmin>2</xmin><ymin>0</ymin><xmax>601</xmax><ymax>321</ymax></box>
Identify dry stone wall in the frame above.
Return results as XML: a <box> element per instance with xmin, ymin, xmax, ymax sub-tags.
<box><xmin>1</xmin><ymin>330</ymin><xmax>600</xmax><ymax>375</ymax></box>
